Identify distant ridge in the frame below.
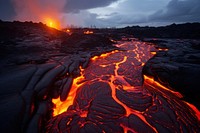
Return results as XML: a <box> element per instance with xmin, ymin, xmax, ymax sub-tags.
<box><xmin>121</xmin><ymin>22</ymin><xmax>200</xmax><ymax>39</ymax></box>
<box><xmin>0</xmin><ymin>20</ymin><xmax>200</xmax><ymax>39</ymax></box>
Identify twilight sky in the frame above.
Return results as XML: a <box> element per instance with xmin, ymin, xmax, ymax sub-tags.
<box><xmin>0</xmin><ymin>0</ymin><xmax>200</xmax><ymax>28</ymax></box>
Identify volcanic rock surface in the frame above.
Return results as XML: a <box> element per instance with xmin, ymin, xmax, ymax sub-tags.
<box><xmin>143</xmin><ymin>38</ymin><xmax>200</xmax><ymax>109</ymax></box>
<box><xmin>0</xmin><ymin>21</ymin><xmax>116</xmax><ymax>133</ymax></box>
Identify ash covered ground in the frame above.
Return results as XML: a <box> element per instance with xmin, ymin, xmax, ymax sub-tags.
<box><xmin>0</xmin><ymin>21</ymin><xmax>200</xmax><ymax>133</ymax></box>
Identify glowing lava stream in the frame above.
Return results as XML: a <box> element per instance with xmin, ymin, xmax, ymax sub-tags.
<box><xmin>51</xmin><ymin>40</ymin><xmax>200</xmax><ymax>132</ymax></box>
<box><xmin>52</xmin><ymin>50</ymin><xmax>120</xmax><ymax>116</ymax></box>
<box><xmin>143</xmin><ymin>75</ymin><xmax>183</xmax><ymax>98</ymax></box>
<box><xmin>52</xmin><ymin>67</ymin><xmax>85</xmax><ymax>116</ymax></box>
<box><xmin>144</xmin><ymin>75</ymin><xmax>200</xmax><ymax>121</ymax></box>
<box><xmin>107</xmin><ymin>56</ymin><xmax>158</xmax><ymax>133</ymax></box>
<box><xmin>184</xmin><ymin>102</ymin><xmax>200</xmax><ymax>121</ymax></box>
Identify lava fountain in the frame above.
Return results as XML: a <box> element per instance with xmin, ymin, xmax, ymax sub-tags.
<box><xmin>48</xmin><ymin>39</ymin><xmax>200</xmax><ymax>133</ymax></box>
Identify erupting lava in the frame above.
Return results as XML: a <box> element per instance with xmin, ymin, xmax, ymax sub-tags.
<box><xmin>49</xmin><ymin>38</ymin><xmax>200</xmax><ymax>132</ymax></box>
<box><xmin>45</xmin><ymin>18</ymin><xmax>60</xmax><ymax>29</ymax></box>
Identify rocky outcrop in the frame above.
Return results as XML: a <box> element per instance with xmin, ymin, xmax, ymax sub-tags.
<box><xmin>143</xmin><ymin>39</ymin><xmax>200</xmax><ymax>109</ymax></box>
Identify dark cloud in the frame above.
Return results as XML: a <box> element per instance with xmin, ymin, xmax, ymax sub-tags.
<box><xmin>64</xmin><ymin>0</ymin><xmax>118</xmax><ymax>13</ymax></box>
<box><xmin>150</xmin><ymin>0</ymin><xmax>200</xmax><ymax>22</ymax></box>
<box><xmin>95</xmin><ymin>13</ymin><xmax>148</xmax><ymax>27</ymax></box>
<box><xmin>0</xmin><ymin>0</ymin><xmax>16</xmax><ymax>20</ymax></box>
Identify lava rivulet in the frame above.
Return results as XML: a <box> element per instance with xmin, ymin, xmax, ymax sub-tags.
<box><xmin>48</xmin><ymin>39</ymin><xmax>200</xmax><ymax>133</ymax></box>
<box><xmin>52</xmin><ymin>67</ymin><xmax>85</xmax><ymax>116</ymax></box>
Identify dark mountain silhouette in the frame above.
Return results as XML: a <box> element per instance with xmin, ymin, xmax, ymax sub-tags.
<box><xmin>121</xmin><ymin>23</ymin><xmax>200</xmax><ymax>39</ymax></box>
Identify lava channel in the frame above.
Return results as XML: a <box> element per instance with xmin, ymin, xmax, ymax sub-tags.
<box><xmin>48</xmin><ymin>38</ymin><xmax>200</xmax><ymax>133</ymax></box>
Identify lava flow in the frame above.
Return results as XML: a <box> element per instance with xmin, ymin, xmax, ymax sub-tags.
<box><xmin>48</xmin><ymin>39</ymin><xmax>200</xmax><ymax>133</ymax></box>
<box><xmin>52</xmin><ymin>67</ymin><xmax>85</xmax><ymax>116</ymax></box>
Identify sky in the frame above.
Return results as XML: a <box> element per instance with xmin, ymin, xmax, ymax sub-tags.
<box><xmin>0</xmin><ymin>0</ymin><xmax>200</xmax><ymax>28</ymax></box>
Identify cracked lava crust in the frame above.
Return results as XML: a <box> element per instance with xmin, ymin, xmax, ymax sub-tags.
<box><xmin>47</xmin><ymin>39</ymin><xmax>200</xmax><ymax>133</ymax></box>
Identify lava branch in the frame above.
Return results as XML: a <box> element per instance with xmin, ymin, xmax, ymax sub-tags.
<box><xmin>184</xmin><ymin>102</ymin><xmax>200</xmax><ymax>121</ymax></box>
<box><xmin>143</xmin><ymin>75</ymin><xmax>183</xmax><ymax>98</ymax></box>
<box><xmin>52</xmin><ymin>67</ymin><xmax>85</xmax><ymax>116</ymax></box>
<box><xmin>107</xmin><ymin>55</ymin><xmax>158</xmax><ymax>133</ymax></box>
<box><xmin>143</xmin><ymin>75</ymin><xmax>200</xmax><ymax>122</ymax></box>
<box><xmin>52</xmin><ymin>50</ymin><xmax>120</xmax><ymax>116</ymax></box>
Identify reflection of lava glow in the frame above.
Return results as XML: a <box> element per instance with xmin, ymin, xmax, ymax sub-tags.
<box><xmin>150</xmin><ymin>48</ymin><xmax>168</xmax><ymax>55</ymax></box>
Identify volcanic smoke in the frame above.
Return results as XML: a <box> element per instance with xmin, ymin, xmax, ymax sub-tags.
<box><xmin>12</xmin><ymin>0</ymin><xmax>66</xmax><ymax>29</ymax></box>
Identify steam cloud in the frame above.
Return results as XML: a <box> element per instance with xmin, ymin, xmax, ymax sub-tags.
<box><xmin>12</xmin><ymin>0</ymin><xmax>66</xmax><ymax>22</ymax></box>
<box><xmin>11</xmin><ymin>0</ymin><xmax>119</xmax><ymax>21</ymax></box>
<box><xmin>6</xmin><ymin>0</ymin><xmax>118</xmax><ymax>27</ymax></box>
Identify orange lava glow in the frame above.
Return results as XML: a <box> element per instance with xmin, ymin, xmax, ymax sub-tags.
<box><xmin>151</xmin><ymin>51</ymin><xmax>157</xmax><ymax>55</ymax></box>
<box><xmin>86</xmin><ymin>41</ymin><xmax>158</xmax><ymax>132</ymax></box>
<box><xmin>143</xmin><ymin>75</ymin><xmax>183</xmax><ymax>98</ymax></box>
<box><xmin>84</xmin><ymin>30</ymin><xmax>94</xmax><ymax>34</ymax></box>
<box><xmin>50</xmin><ymin>40</ymin><xmax>199</xmax><ymax>132</ymax></box>
<box><xmin>158</xmin><ymin>48</ymin><xmax>168</xmax><ymax>51</ymax></box>
<box><xmin>109</xmin><ymin>77</ymin><xmax>158</xmax><ymax>132</ymax></box>
<box><xmin>120</xmin><ymin>124</ymin><xmax>136</xmax><ymax>133</ymax></box>
<box><xmin>66</xmin><ymin>29</ymin><xmax>71</xmax><ymax>33</ymax></box>
<box><xmin>184</xmin><ymin>102</ymin><xmax>200</xmax><ymax>121</ymax></box>
<box><xmin>107</xmin><ymin>55</ymin><xmax>158</xmax><ymax>133</ymax></box>
<box><xmin>44</xmin><ymin>18</ymin><xmax>60</xmax><ymax>29</ymax></box>
<box><xmin>52</xmin><ymin>67</ymin><xmax>85</xmax><ymax>116</ymax></box>
<box><xmin>91</xmin><ymin>50</ymin><xmax>119</xmax><ymax>61</ymax></box>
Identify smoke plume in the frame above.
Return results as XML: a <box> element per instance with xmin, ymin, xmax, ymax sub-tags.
<box><xmin>12</xmin><ymin>0</ymin><xmax>66</xmax><ymax>28</ymax></box>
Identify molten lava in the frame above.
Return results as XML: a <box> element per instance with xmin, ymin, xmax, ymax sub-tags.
<box><xmin>49</xmin><ymin>39</ymin><xmax>200</xmax><ymax>132</ymax></box>
<box><xmin>52</xmin><ymin>67</ymin><xmax>85</xmax><ymax>116</ymax></box>
<box><xmin>91</xmin><ymin>50</ymin><xmax>119</xmax><ymax>61</ymax></box>
<box><xmin>143</xmin><ymin>75</ymin><xmax>183</xmax><ymax>98</ymax></box>
<box><xmin>84</xmin><ymin>30</ymin><xmax>94</xmax><ymax>34</ymax></box>
<box><xmin>45</xmin><ymin>18</ymin><xmax>60</xmax><ymax>29</ymax></box>
<box><xmin>184</xmin><ymin>102</ymin><xmax>200</xmax><ymax>121</ymax></box>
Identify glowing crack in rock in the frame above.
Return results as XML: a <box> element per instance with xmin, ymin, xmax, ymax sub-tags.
<box><xmin>49</xmin><ymin>39</ymin><xmax>200</xmax><ymax>133</ymax></box>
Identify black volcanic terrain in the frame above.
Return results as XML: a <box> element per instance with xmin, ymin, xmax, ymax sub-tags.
<box><xmin>0</xmin><ymin>21</ymin><xmax>200</xmax><ymax>133</ymax></box>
